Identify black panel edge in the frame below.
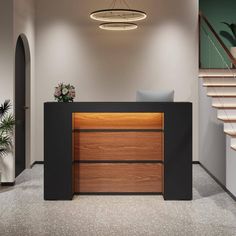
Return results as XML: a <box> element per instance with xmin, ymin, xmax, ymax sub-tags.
<box><xmin>33</xmin><ymin>160</ymin><xmax>197</xmax><ymax>167</ymax></box>
<box><xmin>199</xmin><ymin>162</ymin><xmax>236</xmax><ymax>202</ymax></box>
<box><xmin>33</xmin><ymin>160</ymin><xmax>197</xmax><ymax>166</ymax></box>
<box><xmin>44</xmin><ymin>197</ymin><xmax>73</xmax><ymax>201</ymax></box>
<box><xmin>192</xmin><ymin>161</ymin><xmax>200</xmax><ymax>164</ymax></box>
<box><xmin>1</xmin><ymin>182</ymin><xmax>15</xmax><ymax>187</ymax></box>
<box><xmin>31</xmin><ymin>161</ymin><xmax>44</xmax><ymax>168</ymax></box>
<box><xmin>73</xmin><ymin>160</ymin><xmax>164</xmax><ymax>164</ymax></box>
<box><xmin>163</xmin><ymin>196</ymin><xmax>192</xmax><ymax>201</ymax></box>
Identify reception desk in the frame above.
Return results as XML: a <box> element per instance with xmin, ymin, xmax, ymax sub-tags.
<box><xmin>44</xmin><ymin>102</ymin><xmax>192</xmax><ymax>200</ymax></box>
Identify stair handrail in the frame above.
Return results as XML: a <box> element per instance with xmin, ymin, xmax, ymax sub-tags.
<box><xmin>199</xmin><ymin>12</ymin><xmax>236</xmax><ymax>67</ymax></box>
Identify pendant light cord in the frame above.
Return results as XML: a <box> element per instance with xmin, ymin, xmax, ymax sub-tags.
<box><xmin>109</xmin><ymin>0</ymin><xmax>116</xmax><ymax>9</ymax></box>
<box><xmin>110</xmin><ymin>0</ymin><xmax>131</xmax><ymax>10</ymax></box>
<box><xmin>122</xmin><ymin>0</ymin><xmax>131</xmax><ymax>9</ymax></box>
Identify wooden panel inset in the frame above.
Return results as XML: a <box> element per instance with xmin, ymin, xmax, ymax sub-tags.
<box><xmin>74</xmin><ymin>132</ymin><xmax>163</xmax><ymax>161</ymax></box>
<box><xmin>74</xmin><ymin>163</ymin><xmax>163</xmax><ymax>193</ymax></box>
<box><xmin>73</xmin><ymin>113</ymin><xmax>163</xmax><ymax>130</ymax></box>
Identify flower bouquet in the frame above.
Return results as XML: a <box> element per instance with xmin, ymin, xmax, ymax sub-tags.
<box><xmin>54</xmin><ymin>83</ymin><xmax>76</xmax><ymax>102</ymax></box>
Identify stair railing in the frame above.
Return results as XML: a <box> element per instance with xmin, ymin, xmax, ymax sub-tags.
<box><xmin>199</xmin><ymin>12</ymin><xmax>236</xmax><ymax>67</ymax></box>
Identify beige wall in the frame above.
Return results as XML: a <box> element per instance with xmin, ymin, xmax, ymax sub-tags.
<box><xmin>199</xmin><ymin>81</ymin><xmax>226</xmax><ymax>185</ymax></box>
<box><xmin>0</xmin><ymin>0</ymin><xmax>35</xmax><ymax>183</ymax></box>
<box><xmin>0</xmin><ymin>0</ymin><xmax>198</xmax><ymax>182</ymax></box>
<box><xmin>35</xmin><ymin>0</ymin><xmax>199</xmax><ymax>162</ymax></box>
<box><xmin>226</xmin><ymin>136</ymin><xmax>236</xmax><ymax>196</ymax></box>
<box><xmin>0</xmin><ymin>0</ymin><xmax>14</xmax><ymax>182</ymax></box>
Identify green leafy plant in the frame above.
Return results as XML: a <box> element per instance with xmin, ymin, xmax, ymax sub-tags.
<box><xmin>220</xmin><ymin>22</ymin><xmax>236</xmax><ymax>47</ymax></box>
<box><xmin>0</xmin><ymin>100</ymin><xmax>15</xmax><ymax>158</ymax></box>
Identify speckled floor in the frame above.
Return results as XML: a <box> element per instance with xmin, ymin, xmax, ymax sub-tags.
<box><xmin>0</xmin><ymin>165</ymin><xmax>236</xmax><ymax>236</ymax></box>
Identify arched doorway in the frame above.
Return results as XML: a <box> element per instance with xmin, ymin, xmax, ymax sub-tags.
<box><xmin>15</xmin><ymin>35</ymin><xmax>31</xmax><ymax>177</ymax></box>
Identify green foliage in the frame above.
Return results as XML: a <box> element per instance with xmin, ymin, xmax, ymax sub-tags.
<box><xmin>220</xmin><ymin>22</ymin><xmax>236</xmax><ymax>47</ymax></box>
<box><xmin>0</xmin><ymin>100</ymin><xmax>15</xmax><ymax>158</ymax></box>
<box><xmin>0</xmin><ymin>100</ymin><xmax>11</xmax><ymax>119</ymax></box>
<box><xmin>0</xmin><ymin>136</ymin><xmax>12</xmax><ymax>157</ymax></box>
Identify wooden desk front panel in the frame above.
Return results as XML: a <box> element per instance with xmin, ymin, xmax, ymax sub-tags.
<box><xmin>74</xmin><ymin>163</ymin><xmax>162</xmax><ymax>193</ymax></box>
<box><xmin>74</xmin><ymin>132</ymin><xmax>163</xmax><ymax>161</ymax></box>
<box><xmin>73</xmin><ymin>112</ymin><xmax>164</xmax><ymax>194</ymax></box>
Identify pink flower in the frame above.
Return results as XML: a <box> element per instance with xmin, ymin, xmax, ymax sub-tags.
<box><xmin>68</xmin><ymin>88</ymin><xmax>76</xmax><ymax>98</ymax></box>
<box><xmin>54</xmin><ymin>87</ymin><xmax>61</xmax><ymax>97</ymax></box>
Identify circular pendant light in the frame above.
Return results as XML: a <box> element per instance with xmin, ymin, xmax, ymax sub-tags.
<box><xmin>90</xmin><ymin>9</ymin><xmax>147</xmax><ymax>23</ymax></box>
<box><xmin>90</xmin><ymin>0</ymin><xmax>146</xmax><ymax>31</ymax></box>
<box><xmin>99</xmin><ymin>22</ymin><xmax>138</xmax><ymax>31</ymax></box>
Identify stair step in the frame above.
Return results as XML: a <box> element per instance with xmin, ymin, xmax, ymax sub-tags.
<box><xmin>212</xmin><ymin>97</ymin><xmax>236</xmax><ymax>108</ymax></box>
<box><xmin>231</xmin><ymin>145</ymin><xmax>236</xmax><ymax>151</ymax></box>
<box><xmin>199</xmin><ymin>69</ymin><xmax>236</xmax><ymax>78</ymax></box>
<box><xmin>225</xmin><ymin>130</ymin><xmax>236</xmax><ymax>136</ymax></box>
<box><xmin>204</xmin><ymin>84</ymin><xmax>236</xmax><ymax>87</ymax></box>
<box><xmin>230</xmin><ymin>138</ymin><xmax>236</xmax><ymax>150</ymax></box>
<box><xmin>218</xmin><ymin>118</ymin><xmax>236</xmax><ymax>122</ymax></box>
<box><xmin>224</xmin><ymin>123</ymin><xmax>236</xmax><ymax>136</ymax></box>
<box><xmin>207</xmin><ymin>87</ymin><xmax>236</xmax><ymax>97</ymax></box>
<box><xmin>214</xmin><ymin>106</ymin><xmax>236</xmax><ymax>109</ymax></box>
<box><xmin>217</xmin><ymin>110</ymin><xmax>236</xmax><ymax>121</ymax></box>
<box><xmin>210</xmin><ymin>95</ymin><xmax>236</xmax><ymax>98</ymax></box>
<box><xmin>201</xmin><ymin>76</ymin><xmax>236</xmax><ymax>78</ymax></box>
<box><xmin>202</xmin><ymin>78</ymin><xmax>236</xmax><ymax>87</ymax></box>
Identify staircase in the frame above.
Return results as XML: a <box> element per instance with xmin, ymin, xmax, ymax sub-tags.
<box><xmin>199</xmin><ymin>13</ymin><xmax>236</xmax><ymax>150</ymax></box>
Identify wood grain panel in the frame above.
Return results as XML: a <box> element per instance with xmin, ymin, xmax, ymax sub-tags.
<box><xmin>73</xmin><ymin>113</ymin><xmax>164</xmax><ymax>130</ymax></box>
<box><xmin>74</xmin><ymin>132</ymin><xmax>163</xmax><ymax>161</ymax></box>
<box><xmin>74</xmin><ymin>163</ymin><xmax>163</xmax><ymax>193</ymax></box>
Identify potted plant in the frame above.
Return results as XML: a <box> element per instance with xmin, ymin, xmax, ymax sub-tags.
<box><xmin>220</xmin><ymin>22</ymin><xmax>236</xmax><ymax>58</ymax></box>
<box><xmin>0</xmin><ymin>100</ymin><xmax>15</xmax><ymax>183</ymax></box>
<box><xmin>54</xmin><ymin>83</ymin><xmax>76</xmax><ymax>102</ymax></box>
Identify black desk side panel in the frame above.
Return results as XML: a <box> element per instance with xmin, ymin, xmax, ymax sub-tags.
<box><xmin>44</xmin><ymin>104</ymin><xmax>73</xmax><ymax>200</ymax></box>
<box><xmin>164</xmin><ymin>104</ymin><xmax>192</xmax><ymax>200</ymax></box>
<box><xmin>44</xmin><ymin>102</ymin><xmax>192</xmax><ymax>200</ymax></box>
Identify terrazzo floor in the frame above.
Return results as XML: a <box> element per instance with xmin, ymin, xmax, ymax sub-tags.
<box><xmin>0</xmin><ymin>165</ymin><xmax>236</xmax><ymax>236</ymax></box>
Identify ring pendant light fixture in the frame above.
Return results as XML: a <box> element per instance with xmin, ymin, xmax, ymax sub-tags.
<box><xmin>99</xmin><ymin>23</ymin><xmax>138</xmax><ymax>31</ymax></box>
<box><xmin>90</xmin><ymin>0</ymin><xmax>147</xmax><ymax>31</ymax></box>
<box><xmin>90</xmin><ymin>9</ymin><xmax>147</xmax><ymax>23</ymax></box>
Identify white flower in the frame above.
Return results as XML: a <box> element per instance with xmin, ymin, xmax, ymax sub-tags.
<box><xmin>62</xmin><ymin>88</ymin><xmax>69</xmax><ymax>95</ymax></box>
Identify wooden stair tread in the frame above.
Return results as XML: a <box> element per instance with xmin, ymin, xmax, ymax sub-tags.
<box><xmin>200</xmin><ymin>68</ymin><xmax>236</xmax><ymax>150</ymax></box>
<box><xmin>231</xmin><ymin>145</ymin><xmax>236</xmax><ymax>151</ymax></box>
<box><xmin>224</xmin><ymin>131</ymin><xmax>236</xmax><ymax>136</ymax></box>
<box><xmin>200</xmin><ymin>76</ymin><xmax>236</xmax><ymax>78</ymax></box>
<box><xmin>208</xmin><ymin>95</ymin><xmax>236</xmax><ymax>98</ymax></box>
<box><xmin>212</xmin><ymin>105</ymin><xmax>236</xmax><ymax>109</ymax></box>
<box><xmin>199</xmin><ymin>69</ymin><xmax>236</xmax><ymax>78</ymax></box>
<box><xmin>218</xmin><ymin>118</ymin><xmax>236</xmax><ymax>122</ymax></box>
<box><xmin>204</xmin><ymin>85</ymin><xmax>236</xmax><ymax>87</ymax></box>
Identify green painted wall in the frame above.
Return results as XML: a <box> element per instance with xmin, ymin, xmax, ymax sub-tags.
<box><xmin>200</xmin><ymin>0</ymin><xmax>236</xmax><ymax>68</ymax></box>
